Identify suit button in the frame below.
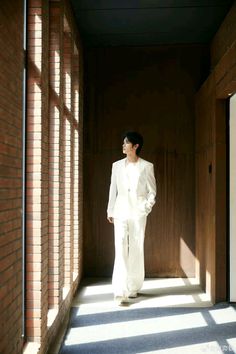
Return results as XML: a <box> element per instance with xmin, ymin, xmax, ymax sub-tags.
<box><xmin>128</xmin><ymin>188</ymin><xmax>130</xmax><ymax>192</ymax></box>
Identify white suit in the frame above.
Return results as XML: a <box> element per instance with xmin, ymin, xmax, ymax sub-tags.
<box><xmin>107</xmin><ymin>157</ymin><xmax>156</xmax><ymax>298</ymax></box>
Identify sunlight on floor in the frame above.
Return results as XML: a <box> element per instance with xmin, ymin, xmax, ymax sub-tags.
<box><xmin>139</xmin><ymin>341</ymin><xmax>223</xmax><ymax>353</ymax></box>
<box><xmin>227</xmin><ymin>338</ymin><xmax>236</xmax><ymax>352</ymax></box>
<box><xmin>209</xmin><ymin>306</ymin><xmax>236</xmax><ymax>324</ymax></box>
<box><xmin>64</xmin><ymin>312</ymin><xmax>207</xmax><ymax>346</ymax></box>
<box><xmin>83</xmin><ymin>283</ymin><xmax>112</xmax><ymax>296</ymax></box>
<box><xmin>141</xmin><ymin>277</ymin><xmax>196</xmax><ymax>289</ymax></box>
<box><xmin>72</xmin><ymin>278</ymin><xmax>212</xmax><ymax>316</ymax></box>
<box><xmin>61</xmin><ymin>279</ymin><xmax>236</xmax><ymax>354</ymax></box>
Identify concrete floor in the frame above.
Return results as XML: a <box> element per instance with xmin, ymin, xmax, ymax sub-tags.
<box><xmin>54</xmin><ymin>278</ymin><xmax>236</xmax><ymax>354</ymax></box>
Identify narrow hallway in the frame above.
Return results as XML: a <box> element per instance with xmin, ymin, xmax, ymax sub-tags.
<box><xmin>58</xmin><ymin>279</ymin><xmax>236</xmax><ymax>354</ymax></box>
<box><xmin>1</xmin><ymin>1</ymin><xmax>236</xmax><ymax>353</ymax></box>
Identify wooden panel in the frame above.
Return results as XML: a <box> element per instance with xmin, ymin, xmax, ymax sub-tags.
<box><xmin>83</xmin><ymin>45</ymin><xmax>209</xmax><ymax>277</ymax></box>
<box><xmin>196</xmin><ymin>1</ymin><xmax>236</xmax><ymax>300</ymax></box>
<box><xmin>195</xmin><ymin>72</ymin><xmax>227</xmax><ymax>302</ymax></box>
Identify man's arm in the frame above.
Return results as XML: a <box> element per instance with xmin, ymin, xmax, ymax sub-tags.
<box><xmin>145</xmin><ymin>163</ymin><xmax>156</xmax><ymax>215</ymax></box>
<box><xmin>107</xmin><ymin>163</ymin><xmax>117</xmax><ymax>223</ymax></box>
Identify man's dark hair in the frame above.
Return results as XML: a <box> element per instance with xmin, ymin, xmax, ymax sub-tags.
<box><xmin>123</xmin><ymin>131</ymin><xmax>143</xmax><ymax>155</ymax></box>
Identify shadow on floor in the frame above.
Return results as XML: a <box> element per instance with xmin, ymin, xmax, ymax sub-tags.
<box><xmin>59</xmin><ymin>278</ymin><xmax>236</xmax><ymax>354</ymax></box>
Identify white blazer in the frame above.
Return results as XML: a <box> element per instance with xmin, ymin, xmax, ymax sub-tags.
<box><xmin>107</xmin><ymin>157</ymin><xmax>156</xmax><ymax>219</ymax></box>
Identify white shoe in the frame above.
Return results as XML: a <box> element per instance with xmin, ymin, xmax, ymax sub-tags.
<box><xmin>128</xmin><ymin>292</ymin><xmax>138</xmax><ymax>298</ymax></box>
<box><xmin>114</xmin><ymin>296</ymin><xmax>129</xmax><ymax>306</ymax></box>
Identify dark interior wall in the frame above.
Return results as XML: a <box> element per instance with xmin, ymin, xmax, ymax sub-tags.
<box><xmin>195</xmin><ymin>3</ymin><xmax>236</xmax><ymax>303</ymax></box>
<box><xmin>195</xmin><ymin>80</ymin><xmax>226</xmax><ymax>302</ymax></box>
<box><xmin>195</xmin><ymin>76</ymin><xmax>218</xmax><ymax>299</ymax></box>
<box><xmin>83</xmin><ymin>45</ymin><xmax>209</xmax><ymax>277</ymax></box>
<box><xmin>211</xmin><ymin>1</ymin><xmax>236</xmax><ymax>68</ymax></box>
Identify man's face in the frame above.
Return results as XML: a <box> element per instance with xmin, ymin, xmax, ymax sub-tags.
<box><xmin>122</xmin><ymin>137</ymin><xmax>138</xmax><ymax>155</ymax></box>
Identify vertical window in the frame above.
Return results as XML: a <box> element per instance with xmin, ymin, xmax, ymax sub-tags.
<box><xmin>62</xmin><ymin>17</ymin><xmax>72</xmax><ymax>296</ymax></box>
<box><xmin>27</xmin><ymin>0</ymin><xmax>43</xmax><ymax>341</ymax></box>
<box><xmin>73</xmin><ymin>44</ymin><xmax>79</xmax><ymax>278</ymax></box>
<box><xmin>48</xmin><ymin>1</ymin><xmax>61</xmax><ymax>312</ymax></box>
<box><xmin>26</xmin><ymin>0</ymin><xmax>82</xmax><ymax>345</ymax></box>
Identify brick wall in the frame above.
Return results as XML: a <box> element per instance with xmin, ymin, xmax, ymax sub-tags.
<box><xmin>0</xmin><ymin>0</ymin><xmax>83</xmax><ymax>353</ymax></box>
<box><xmin>0</xmin><ymin>1</ymin><xmax>24</xmax><ymax>353</ymax></box>
<box><xmin>25</xmin><ymin>1</ymin><xmax>83</xmax><ymax>353</ymax></box>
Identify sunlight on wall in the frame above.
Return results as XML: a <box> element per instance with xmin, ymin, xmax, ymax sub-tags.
<box><xmin>65</xmin><ymin>72</ymin><xmax>71</xmax><ymax>109</ymax></box>
<box><xmin>32</xmin><ymin>14</ymin><xmax>42</xmax><ymax>72</ymax></box>
<box><xmin>48</xmin><ymin>104</ymin><xmax>60</xmax><ymax>307</ymax></box>
<box><xmin>206</xmin><ymin>270</ymin><xmax>211</xmax><ymax>299</ymax></box>
<box><xmin>180</xmin><ymin>238</ymin><xmax>195</xmax><ymax>278</ymax></box>
<box><xmin>73</xmin><ymin>44</ymin><xmax>79</xmax><ymax>123</ymax></box>
<box><xmin>74</xmin><ymin>89</ymin><xmax>79</xmax><ymax>123</ymax></box>
<box><xmin>195</xmin><ymin>257</ymin><xmax>200</xmax><ymax>284</ymax></box>
<box><xmin>51</xmin><ymin>50</ymin><xmax>60</xmax><ymax>95</ymax></box>
<box><xmin>64</xmin><ymin>119</ymin><xmax>71</xmax><ymax>288</ymax></box>
<box><xmin>73</xmin><ymin>130</ymin><xmax>79</xmax><ymax>279</ymax></box>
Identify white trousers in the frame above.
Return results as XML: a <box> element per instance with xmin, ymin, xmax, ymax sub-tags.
<box><xmin>112</xmin><ymin>216</ymin><xmax>147</xmax><ymax>297</ymax></box>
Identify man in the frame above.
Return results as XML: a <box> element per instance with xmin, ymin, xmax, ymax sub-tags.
<box><xmin>107</xmin><ymin>131</ymin><xmax>156</xmax><ymax>305</ymax></box>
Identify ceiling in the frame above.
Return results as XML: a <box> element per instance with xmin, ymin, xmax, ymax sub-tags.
<box><xmin>70</xmin><ymin>0</ymin><xmax>233</xmax><ymax>47</ymax></box>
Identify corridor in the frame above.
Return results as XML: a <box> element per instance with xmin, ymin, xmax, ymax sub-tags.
<box><xmin>59</xmin><ymin>278</ymin><xmax>236</xmax><ymax>354</ymax></box>
<box><xmin>1</xmin><ymin>0</ymin><xmax>236</xmax><ymax>353</ymax></box>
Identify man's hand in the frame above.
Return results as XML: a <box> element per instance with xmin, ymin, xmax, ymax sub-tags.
<box><xmin>107</xmin><ymin>216</ymin><xmax>114</xmax><ymax>223</ymax></box>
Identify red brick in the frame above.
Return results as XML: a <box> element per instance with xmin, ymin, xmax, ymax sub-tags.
<box><xmin>0</xmin><ymin>1</ymin><xmax>24</xmax><ymax>353</ymax></box>
<box><xmin>0</xmin><ymin>0</ymin><xmax>83</xmax><ymax>353</ymax></box>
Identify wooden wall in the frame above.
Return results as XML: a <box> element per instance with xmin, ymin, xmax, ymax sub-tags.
<box><xmin>83</xmin><ymin>45</ymin><xmax>209</xmax><ymax>277</ymax></box>
<box><xmin>195</xmin><ymin>2</ymin><xmax>236</xmax><ymax>302</ymax></box>
<box><xmin>195</xmin><ymin>76</ymin><xmax>226</xmax><ymax>302</ymax></box>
